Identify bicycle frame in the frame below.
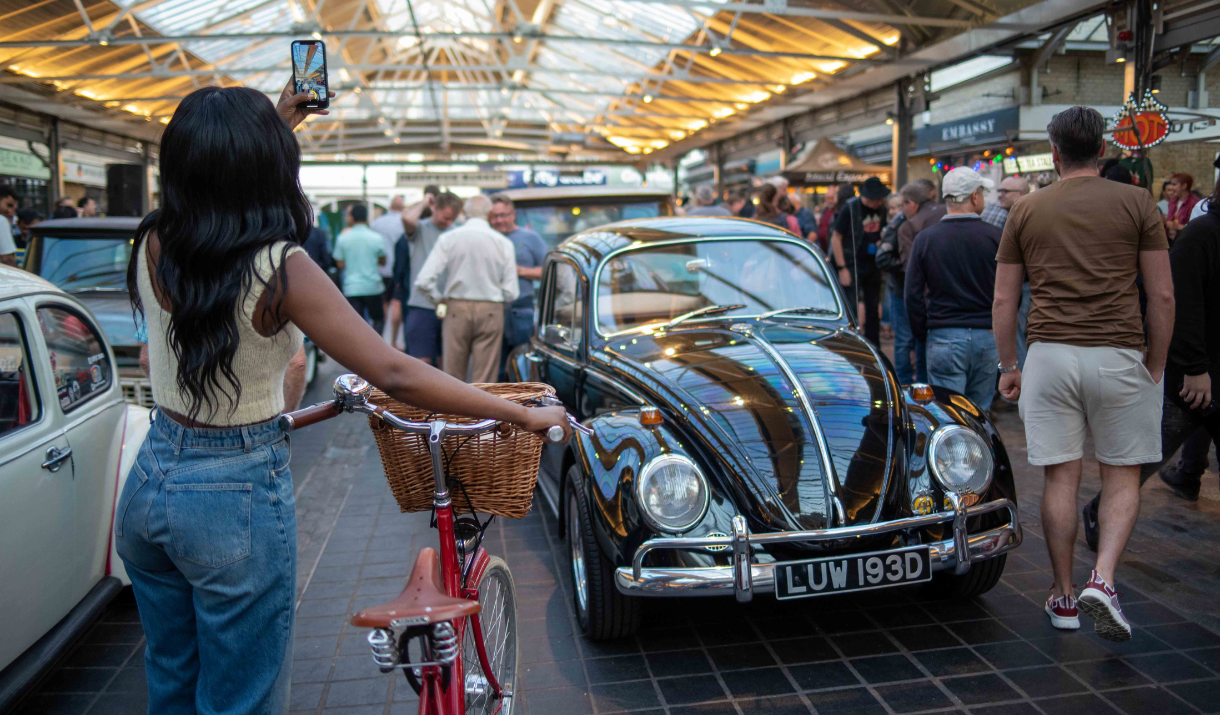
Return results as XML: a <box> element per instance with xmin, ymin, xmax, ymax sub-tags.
<box><xmin>282</xmin><ymin>374</ymin><xmax>586</xmax><ymax>715</ymax></box>
<box><xmin>390</xmin><ymin>418</ymin><xmax>507</xmax><ymax>714</ymax></box>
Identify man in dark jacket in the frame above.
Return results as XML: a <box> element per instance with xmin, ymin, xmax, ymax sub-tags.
<box><xmin>831</xmin><ymin>177</ymin><xmax>889</xmax><ymax>345</ymax></box>
<box><xmin>1083</xmin><ymin>202</ymin><xmax>1220</xmax><ymax>547</ymax></box>
<box><xmin>905</xmin><ymin>167</ymin><xmax>1001</xmax><ymax>410</ymax></box>
<box><xmin>878</xmin><ymin>179</ymin><xmax>945</xmax><ymax>383</ymax></box>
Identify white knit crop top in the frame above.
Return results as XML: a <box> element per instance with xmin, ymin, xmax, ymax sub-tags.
<box><xmin>137</xmin><ymin>240</ymin><xmax>305</xmax><ymax>426</ymax></box>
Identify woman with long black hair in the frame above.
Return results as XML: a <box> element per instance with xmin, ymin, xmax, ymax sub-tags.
<box><xmin>115</xmin><ymin>82</ymin><xmax>568</xmax><ymax>714</ymax></box>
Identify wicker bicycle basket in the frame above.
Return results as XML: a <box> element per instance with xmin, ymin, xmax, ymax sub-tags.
<box><xmin>366</xmin><ymin>382</ymin><xmax>555</xmax><ymax>518</ymax></box>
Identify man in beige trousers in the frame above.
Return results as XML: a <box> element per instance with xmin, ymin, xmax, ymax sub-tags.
<box><xmin>414</xmin><ymin>194</ymin><xmax>519</xmax><ymax>383</ymax></box>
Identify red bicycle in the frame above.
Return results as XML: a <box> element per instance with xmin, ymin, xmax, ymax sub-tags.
<box><xmin>280</xmin><ymin>374</ymin><xmax>585</xmax><ymax>715</ymax></box>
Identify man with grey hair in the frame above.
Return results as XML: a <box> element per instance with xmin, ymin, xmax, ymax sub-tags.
<box><xmin>980</xmin><ymin>176</ymin><xmax>1033</xmax><ymax>368</ymax></box>
<box><xmin>993</xmin><ymin>105</ymin><xmax>1173</xmax><ymax>641</ymax></box>
<box><xmin>490</xmin><ymin>193</ymin><xmax>548</xmax><ymax>377</ymax></box>
<box><xmin>905</xmin><ymin>167</ymin><xmax>1000</xmax><ymax>411</ymax></box>
<box><xmin>415</xmin><ymin>194</ymin><xmax>520</xmax><ymax>382</ymax></box>
<box><xmin>686</xmin><ymin>185</ymin><xmax>732</xmax><ymax>216</ymax></box>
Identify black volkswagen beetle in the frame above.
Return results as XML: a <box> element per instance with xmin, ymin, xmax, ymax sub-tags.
<box><xmin>508</xmin><ymin>217</ymin><xmax>1022</xmax><ymax>640</ymax></box>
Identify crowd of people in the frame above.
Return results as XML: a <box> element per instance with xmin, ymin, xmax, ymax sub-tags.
<box><xmin>307</xmin><ymin>187</ymin><xmax>546</xmax><ymax>385</ymax></box>
<box><xmin>0</xmin><ymin>185</ymin><xmax>101</xmax><ymax>265</ymax></box>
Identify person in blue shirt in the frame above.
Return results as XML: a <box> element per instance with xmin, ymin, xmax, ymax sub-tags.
<box><xmin>490</xmin><ymin>194</ymin><xmax>547</xmax><ymax>378</ymax></box>
<box><xmin>333</xmin><ymin>204</ymin><xmax>387</xmax><ymax>335</ymax></box>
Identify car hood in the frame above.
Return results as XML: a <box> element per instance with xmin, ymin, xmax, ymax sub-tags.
<box><xmin>598</xmin><ymin>321</ymin><xmax>902</xmax><ymax>534</ymax></box>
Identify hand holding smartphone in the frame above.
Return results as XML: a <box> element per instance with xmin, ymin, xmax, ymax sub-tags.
<box><xmin>291</xmin><ymin>39</ymin><xmax>330</xmax><ymax>110</ymax></box>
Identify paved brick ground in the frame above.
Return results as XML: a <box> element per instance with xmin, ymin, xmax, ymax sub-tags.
<box><xmin>12</xmin><ymin>357</ymin><xmax>1220</xmax><ymax>715</ymax></box>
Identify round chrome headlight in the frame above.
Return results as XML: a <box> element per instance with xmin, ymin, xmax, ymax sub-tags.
<box><xmin>636</xmin><ymin>454</ymin><xmax>708</xmax><ymax>533</ymax></box>
<box><xmin>928</xmin><ymin>425</ymin><xmax>994</xmax><ymax>496</ymax></box>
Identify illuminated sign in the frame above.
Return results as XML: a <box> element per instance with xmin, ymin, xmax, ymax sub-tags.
<box><xmin>1016</xmin><ymin>153</ymin><xmax>1055</xmax><ymax>172</ymax></box>
<box><xmin>1110</xmin><ymin>91</ymin><xmax>1170</xmax><ymax>150</ymax></box>
<box><xmin>1002</xmin><ymin>157</ymin><xmax>1019</xmax><ymax>174</ymax></box>
<box><xmin>396</xmin><ymin>171</ymin><xmax>509</xmax><ymax>188</ymax></box>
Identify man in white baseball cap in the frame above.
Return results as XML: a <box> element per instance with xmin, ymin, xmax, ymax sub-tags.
<box><xmin>904</xmin><ymin>166</ymin><xmax>1003</xmax><ymax>411</ymax></box>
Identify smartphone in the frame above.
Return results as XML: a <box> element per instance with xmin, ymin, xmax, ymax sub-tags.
<box><xmin>290</xmin><ymin>39</ymin><xmax>329</xmax><ymax>110</ymax></box>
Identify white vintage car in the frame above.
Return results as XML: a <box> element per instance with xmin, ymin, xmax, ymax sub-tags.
<box><xmin>0</xmin><ymin>265</ymin><xmax>150</xmax><ymax>709</ymax></box>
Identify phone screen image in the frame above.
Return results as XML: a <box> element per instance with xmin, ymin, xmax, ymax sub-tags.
<box><xmin>292</xmin><ymin>41</ymin><xmax>328</xmax><ymax>106</ymax></box>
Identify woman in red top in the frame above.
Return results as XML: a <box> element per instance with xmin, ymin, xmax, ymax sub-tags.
<box><xmin>1165</xmin><ymin>172</ymin><xmax>1200</xmax><ymax>241</ymax></box>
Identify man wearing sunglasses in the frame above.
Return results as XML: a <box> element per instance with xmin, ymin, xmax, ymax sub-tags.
<box><xmin>981</xmin><ymin>177</ymin><xmax>1032</xmax><ymax>368</ymax></box>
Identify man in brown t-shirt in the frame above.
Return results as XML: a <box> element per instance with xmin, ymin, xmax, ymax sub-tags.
<box><xmin>993</xmin><ymin>106</ymin><xmax>1174</xmax><ymax>643</ymax></box>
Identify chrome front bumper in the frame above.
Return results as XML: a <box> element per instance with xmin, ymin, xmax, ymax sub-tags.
<box><xmin>614</xmin><ymin>498</ymin><xmax>1021</xmax><ymax>601</ymax></box>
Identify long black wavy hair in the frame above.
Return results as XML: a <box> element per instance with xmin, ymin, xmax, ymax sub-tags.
<box><xmin>128</xmin><ymin>86</ymin><xmax>312</xmax><ymax>421</ymax></box>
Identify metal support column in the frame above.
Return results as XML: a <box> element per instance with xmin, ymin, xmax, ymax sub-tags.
<box><xmin>713</xmin><ymin>142</ymin><xmax>724</xmax><ymax>199</ymax></box>
<box><xmin>141</xmin><ymin>142</ymin><xmax>154</xmax><ymax>214</ymax></box>
<box><xmin>780</xmin><ymin>118</ymin><xmax>793</xmax><ymax>172</ymax></box>
<box><xmin>362</xmin><ymin>164</ymin><xmax>369</xmax><ymax>206</ymax></box>
<box><xmin>672</xmin><ymin>160</ymin><xmax>680</xmax><ymax>200</ymax></box>
<box><xmin>48</xmin><ymin>117</ymin><xmax>62</xmax><ymax>206</ymax></box>
<box><xmin>891</xmin><ymin>80</ymin><xmax>911</xmax><ymax>190</ymax></box>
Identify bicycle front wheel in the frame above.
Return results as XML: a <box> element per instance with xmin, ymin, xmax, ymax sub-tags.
<box><xmin>462</xmin><ymin>555</ymin><xmax>519</xmax><ymax>715</ymax></box>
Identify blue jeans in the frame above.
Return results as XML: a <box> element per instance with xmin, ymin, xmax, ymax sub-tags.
<box><xmin>888</xmin><ymin>283</ymin><xmax>927</xmax><ymax>384</ymax></box>
<box><xmin>116</xmin><ymin>410</ymin><xmax>296</xmax><ymax>715</ymax></box>
<box><xmin>926</xmin><ymin>327</ymin><xmax>999</xmax><ymax>412</ymax></box>
<box><xmin>1016</xmin><ymin>283</ymin><xmax>1031</xmax><ymax>369</ymax></box>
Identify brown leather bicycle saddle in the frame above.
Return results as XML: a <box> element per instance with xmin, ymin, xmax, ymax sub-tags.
<box><xmin>350</xmin><ymin>547</ymin><xmax>480</xmax><ymax>628</ymax></box>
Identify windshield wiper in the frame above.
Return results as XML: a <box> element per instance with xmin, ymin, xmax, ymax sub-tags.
<box><xmin>665</xmin><ymin>303</ymin><xmax>746</xmax><ymax>329</ymax></box>
<box><xmin>758</xmin><ymin>306</ymin><xmax>838</xmax><ymax>320</ymax></box>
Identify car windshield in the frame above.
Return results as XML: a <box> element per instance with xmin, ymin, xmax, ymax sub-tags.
<box><xmin>516</xmin><ymin>199</ymin><xmax>666</xmax><ymax>250</ymax></box>
<box><xmin>36</xmin><ymin>236</ymin><xmax>133</xmax><ymax>293</ymax></box>
<box><xmin>596</xmin><ymin>239</ymin><xmax>840</xmax><ymax>335</ymax></box>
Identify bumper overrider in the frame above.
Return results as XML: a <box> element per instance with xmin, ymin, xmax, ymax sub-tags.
<box><xmin>614</xmin><ymin>497</ymin><xmax>1021</xmax><ymax>602</ymax></box>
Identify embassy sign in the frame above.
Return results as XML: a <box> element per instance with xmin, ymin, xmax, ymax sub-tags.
<box><xmin>914</xmin><ymin>107</ymin><xmax>1019</xmax><ymax>153</ymax></box>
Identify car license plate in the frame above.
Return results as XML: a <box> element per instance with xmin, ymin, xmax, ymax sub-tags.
<box><xmin>774</xmin><ymin>546</ymin><xmax>932</xmax><ymax>600</ymax></box>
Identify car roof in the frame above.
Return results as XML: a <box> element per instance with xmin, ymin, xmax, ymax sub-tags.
<box><xmin>30</xmin><ymin>217</ymin><xmax>143</xmax><ymax>234</ymax></box>
<box><xmin>0</xmin><ymin>264</ymin><xmax>66</xmax><ymax>301</ymax></box>
<box><xmin>495</xmin><ymin>186</ymin><xmax>672</xmax><ymax>203</ymax></box>
<box><xmin>556</xmin><ymin>216</ymin><xmax>799</xmax><ymax>267</ymax></box>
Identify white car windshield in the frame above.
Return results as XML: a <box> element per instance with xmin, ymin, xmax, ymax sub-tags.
<box><xmin>596</xmin><ymin>239</ymin><xmax>840</xmax><ymax>335</ymax></box>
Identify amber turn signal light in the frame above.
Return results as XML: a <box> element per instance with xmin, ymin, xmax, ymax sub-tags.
<box><xmin>639</xmin><ymin>406</ymin><xmax>663</xmax><ymax>426</ymax></box>
<box><xmin>910</xmin><ymin>383</ymin><xmax>934</xmax><ymax>403</ymax></box>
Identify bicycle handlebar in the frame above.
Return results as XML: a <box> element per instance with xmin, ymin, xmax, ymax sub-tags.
<box><xmin>278</xmin><ymin>374</ymin><xmax>590</xmax><ymax>442</ymax></box>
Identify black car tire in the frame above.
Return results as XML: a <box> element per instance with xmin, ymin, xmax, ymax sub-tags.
<box><xmin>928</xmin><ymin>553</ymin><xmax>1006</xmax><ymax>600</ymax></box>
<box><xmin>565</xmin><ymin>464</ymin><xmax>641</xmax><ymax>640</ymax></box>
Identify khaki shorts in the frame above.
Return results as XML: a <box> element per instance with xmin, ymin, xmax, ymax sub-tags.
<box><xmin>1019</xmin><ymin>342</ymin><xmax>1163</xmax><ymax>466</ymax></box>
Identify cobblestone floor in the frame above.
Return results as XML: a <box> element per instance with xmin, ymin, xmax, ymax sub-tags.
<box><xmin>12</xmin><ymin>356</ymin><xmax>1220</xmax><ymax>715</ymax></box>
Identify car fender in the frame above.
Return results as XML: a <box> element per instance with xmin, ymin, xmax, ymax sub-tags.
<box><xmin>568</xmin><ymin>409</ymin><xmax>733</xmax><ymax>567</ymax></box>
<box><xmin>107</xmin><ymin>404</ymin><xmax>151</xmax><ymax>586</ymax></box>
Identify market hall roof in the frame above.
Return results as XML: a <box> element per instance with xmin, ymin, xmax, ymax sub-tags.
<box><xmin>0</xmin><ymin>0</ymin><xmax>1099</xmax><ymax>162</ymax></box>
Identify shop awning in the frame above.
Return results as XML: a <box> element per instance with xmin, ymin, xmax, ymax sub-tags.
<box><xmin>782</xmin><ymin>138</ymin><xmax>892</xmax><ymax>185</ymax></box>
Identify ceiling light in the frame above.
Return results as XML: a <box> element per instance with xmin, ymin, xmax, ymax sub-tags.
<box><xmin>513</xmin><ymin>33</ymin><xmax>523</xmax><ymax>43</ymax></box>
<box><xmin>311</xmin><ymin>31</ymin><xmax>323</xmax><ymax>40</ymax></box>
<box><xmin>385</xmin><ymin>129</ymin><xmax>394</xmax><ymax>136</ymax></box>
<box><xmin>689</xmin><ymin>120</ymin><xmax>707</xmax><ymax>130</ymax></box>
<box><xmin>713</xmin><ymin>107</ymin><xmax>734</xmax><ymax>117</ymax></box>
<box><xmin>354</xmin><ymin>86</ymin><xmax>361</xmax><ymax>93</ymax></box>
<box><xmin>643</xmin><ymin>147</ymin><xmax>653</xmax><ymax>154</ymax></box>
<box><xmin>393</xmin><ymin>137</ymin><xmax>401</xmax><ymax>144</ymax></box>
<box><xmin>791</xmin><ymin>72</ymin><xmax>815</xmax><ymax>84</ymax></box>
<box><xmin>885</xmin><ymin>117</ymin><xmax>894</xmax><ymax>125</ymax></box>
<box><xmin>501</xmin><ymin>87</ymin><xmax>509</xmax><ymax>95</ymax></box>
<box><xmin>651</xmin><ymin>139</ymin><xmax>668</xmax><ymax>148</ymax></box>
<box><xmin>643</xmin><ymin>94</ymin><xmax>653</xmax><ymax>103</ymax></box>
<box><xmin>770</xmin><ymin>85</ymin><xmax>786</xmax><ymax>93</ymax></box>
<box><xmin>709</xmin><ymin>46</ymin><xmax>722</xmax><ymax>56</ymax></box>
<box><xmin>734</xmin><ymin>103</ymin><xmax>747</xmax><ymax>110</ymax></box>
<box><xmin>818</xmin><ymin>61</ymin><xmax>846</xmax><ymax>73</ymax></box>
<box><xmin>743</xmin><ymin>91</ymin><xmax>770</xmax><ymax>102</ymax></box>
<box><xmin>99</xmin><ymin>39</ymin><xmax>109</xmax><ymax>46</ymax></box>
<box><xmin>669</xmin><ymin>130</ymin><xmax>686</xmax><ymax>139</ymax></box>
<box><xmin>1115</xmin><ymin>56</ymin><xmax>1126</xmax><ymax>63</ymax></box>
<box><xmin>160</xmin><ymin>117</ymin><xmax>170</xmax><ymax>124</ymax></box>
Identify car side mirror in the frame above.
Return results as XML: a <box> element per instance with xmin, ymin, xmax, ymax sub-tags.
<box><xmin>541</xmin><ymin>323</ymin><xmax>572</xmax><ymax>349</ymax></box>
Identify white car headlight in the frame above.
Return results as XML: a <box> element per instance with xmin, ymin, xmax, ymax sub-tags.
<box><xmin>928</xmin><ymin>425</ymin><xmax>994</xmax><ymax>496</ymax></box>
<box><xmin>636</xmin><ymin>454</ymin><xmax>708</xmax><ymax>533</ymax></box>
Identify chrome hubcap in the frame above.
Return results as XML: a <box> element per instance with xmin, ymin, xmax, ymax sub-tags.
<box><xmin>569</xmin><ymin>493</ymin><xmax>588</xmax><ymax>615</ymax></box>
